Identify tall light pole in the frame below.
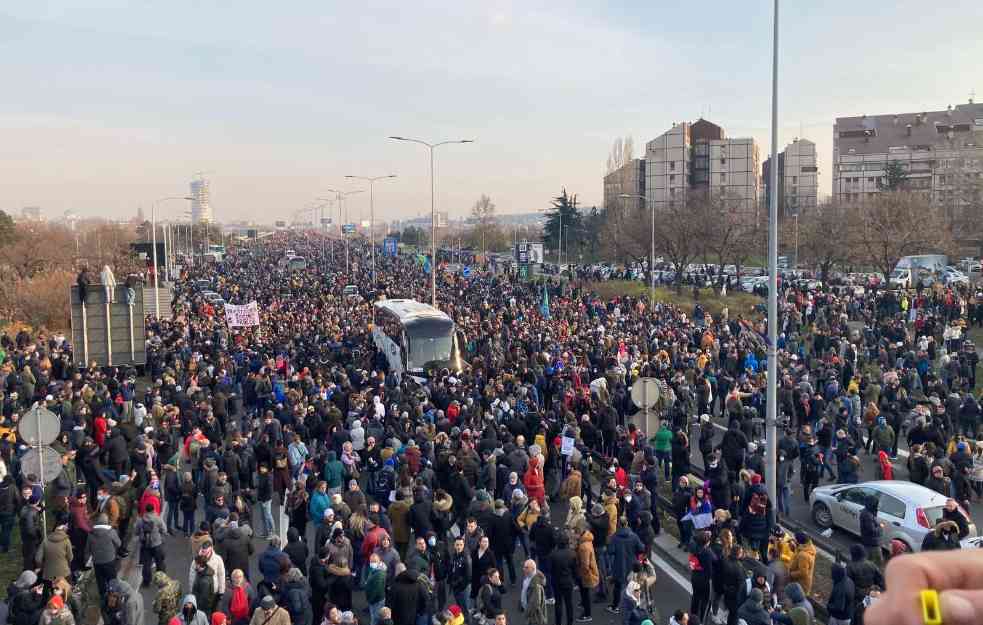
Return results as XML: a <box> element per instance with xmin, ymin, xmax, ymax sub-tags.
<box><xmin>345</xmin><ymin>175</ymin><xmax>397</xmax><ymax>288</ymax></box>
<box><xmin>152</xmin><ymin>196</ymin><xmax>194</xmax><ymax>318</ymax></box>
<box><xmin>620</xmin><ymin>193</ymin><xmax>656</xmax><ymax>304</ymax></box>
<box><xmin>389</xmin><ymin>136</ymin><xmax>474</xmax><ymax>308</ymax></box>
<box><xmin>324</xmin><ymin>189</ymin><xmax>364</xmax><ymax>274</ymax></box>
<box><xmin>766</xmin><ymin>0</ymin><xmax>781</xmax><ymax>513</ymax></box>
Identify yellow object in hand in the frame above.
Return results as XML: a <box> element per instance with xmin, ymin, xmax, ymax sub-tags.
<box><xmin>921</xmin><ymin>589</ymin><xmax>941</xmax><ymax>625</ymax></box>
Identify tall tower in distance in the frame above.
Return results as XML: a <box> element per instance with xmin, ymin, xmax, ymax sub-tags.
<box><xmin>190</xmin><ymin>172</ymin><xmax>213</xmax><ymax>223</ymax></box>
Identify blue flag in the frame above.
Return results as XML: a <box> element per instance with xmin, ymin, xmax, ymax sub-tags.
<box><xmin>423</xmin><ymin>258</ymin><xmax>431</xmax><ymax>274</ymax></box>
<box><xmin>540</xmin><ymin>284</ymin><xmax>551</xmax><ymax>319</ymax></box>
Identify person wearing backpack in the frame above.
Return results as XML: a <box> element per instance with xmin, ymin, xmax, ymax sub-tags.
<box><xmin>279</xmin><ymin>568</ymin><xmax>312</xmax><ymax>625</ymax></box>
<box><xmin>137</xmin><ymin>503</ymin><xmax>168</xmax><ymax>587</ymax></box>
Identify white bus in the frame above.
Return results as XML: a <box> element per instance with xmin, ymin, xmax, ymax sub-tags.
<box><xmin>373</xmin><ymin>299</ymin><xmax>464</xmax><ymax>381</ymax></box>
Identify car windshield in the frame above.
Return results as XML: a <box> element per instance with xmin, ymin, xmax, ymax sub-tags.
<box><xmin>405</xmin><ymin>318</ymin><xmax>454</xmax><ymax>370</ymax></box>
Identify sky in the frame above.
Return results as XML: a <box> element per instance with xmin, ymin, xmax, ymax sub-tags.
<box><xmin>2</xmin><ymin>1</ymin><xmax>982</xmax><ymax>225</ymax></box>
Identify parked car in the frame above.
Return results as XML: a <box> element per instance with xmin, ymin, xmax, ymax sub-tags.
<box><xmin>810</xmin><ymin>480</ymin><xmax>977</xmax><ymax>553</ymax></box>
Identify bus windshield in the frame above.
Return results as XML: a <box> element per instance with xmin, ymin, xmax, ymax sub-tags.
<box><xmin>405</xmin><ymin>318</ymin><xmax>454</xmax><ymax>370</ymax></box>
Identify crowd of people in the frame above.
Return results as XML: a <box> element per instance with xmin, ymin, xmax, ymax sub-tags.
<box><xmin>0</xmin><ymin>234</ymin><xmax>982</xmax><ymax>625</ymax></box>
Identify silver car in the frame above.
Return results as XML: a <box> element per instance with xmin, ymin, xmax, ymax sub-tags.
<box><xmin>809</xmin><ymin>480</ymin><xmax>977</xmax><ymax>553</ymax></box>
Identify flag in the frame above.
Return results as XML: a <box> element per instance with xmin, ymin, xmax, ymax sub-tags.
<box><xmin>540</xmin><ymin>284</ymin><xmax>551</xmax><ymax>319</ymax></box>
<box><xmin>423</xmin><ymin>258</ymin><xmax>431</xmax><ymax>274</ymax></box>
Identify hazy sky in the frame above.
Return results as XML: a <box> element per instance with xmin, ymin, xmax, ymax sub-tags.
<box><xmin>2</xmin><ymin>2</ymin><xmax>981</xmax><ymax>224</ymax></box>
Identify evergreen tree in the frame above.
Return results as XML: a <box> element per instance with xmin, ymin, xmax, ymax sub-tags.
<box><xmin>542</xmin><ymin>188</ymin><xmax>582</xmax><ymax>260</ymax></box>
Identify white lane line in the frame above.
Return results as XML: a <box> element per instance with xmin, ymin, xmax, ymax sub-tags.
<box><xmin>648</xmin><ymin>548</ymin><xmax>693</xmax><ymax>593</ymax></box>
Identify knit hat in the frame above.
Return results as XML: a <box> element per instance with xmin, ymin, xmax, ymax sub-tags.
<box><xmin>591</xmin><ymin>503</ymin><xmax>605</xmax><ymax>517</ymax></box>
<box><xmin>15</xmin><ymin>571</ymin><xmax>38</xmax><ymax>589</ymax></box>
<box><xmin>749</xmin><ymin>588</ymin><xmax>764</xmax><ymax>604</ymax></box>
<box><xmin>211</xmin><ymin>613</ymin><xmax>227</xmax><ymax>625</ymax></box>
<box><xmin>751</xmin><ymin>474</ymin><xmax>762</xmax><ymax>485</ymax></box>
<box><xmin>260</xmin><ymin>596</ymin><xmax>276</xmax><ymax>609</ymax></box>
<box><xmin>47</xmin><ymin>596</ymin><xmax>64</xmax><ymax>610</ymax></box>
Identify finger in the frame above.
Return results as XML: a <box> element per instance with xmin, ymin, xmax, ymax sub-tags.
<box><xmin>940</xmin><ymin>590</ymin><xmax>983</xmax><ymax>625</ymax></box>
<box><xmin>865</xmin><ymin>553</ymin><xmax>983</xmax><ymax>625</ymax></box>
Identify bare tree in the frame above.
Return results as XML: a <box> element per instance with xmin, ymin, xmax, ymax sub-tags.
<box><xmin>653</xmin><ymin>200</ymin><xmax>708</xmax><ymax>290</ymax></box>
<box><xmin>851</xmin><ymin>191</ymin><xmax>952</xmax><ymax>279</ymax></box>
<box><xmin>793</xmin><ymin>202</ymin><xmax>855</xmax><ymax>282</ymax></box>
<box><xmin>465</xmin><ymin>194</ymin><xmax>508</xmax><ymax>253</ymax></box>
<box><xmin>605</xmin><ymin>136</ymin><xmax>635</xmax><ymax>174</ymax></box>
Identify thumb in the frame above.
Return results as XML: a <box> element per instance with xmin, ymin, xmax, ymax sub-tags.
<box><xmin>941</xmin><ymin>590</ymin><xmax>983</xmax><ymax>625</ymax></box>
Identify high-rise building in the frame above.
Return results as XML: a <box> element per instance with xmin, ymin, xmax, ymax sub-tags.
<box><xmin>763</xmin><ymin>138</ymin><xmax>819</xmax><ymax>217</ymax></box>
<box><xmin>643</xmin><ymin>119</ymin><xmax>761</xmax><ymax>223</ymax></box>
<box><xmin>603</xmin><ymin>158</ymin><xmax>646</xmax><ymax>214</ymax></box>
<box><xmin>832</xmin><ymin>100</ymin><xmax>983</xmax><ymax>217</ymax></box>
<box><xmin>190</xmin><ymin>176</ymin><xmax>213</xmax><ymax>223</ymax></box>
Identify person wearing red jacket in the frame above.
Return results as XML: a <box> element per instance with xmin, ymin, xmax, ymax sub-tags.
<box><xmin>524</xmin><ymin>455</ymin><xmax>546</xmax><ymax>506</ymax></box>
<box><xmin>93</xmin><ymin>413</ymin><xmax>107</xmax><ymax>448</ymax></box>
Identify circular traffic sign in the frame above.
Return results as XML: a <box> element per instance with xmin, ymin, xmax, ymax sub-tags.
<box><xmin>20</xmin><ymin>446</ymin><xmax>63</xmax><ymax>484</ymax></box>
<box><xmin>631</xmin><ymin>377</ymin><xmax>662</xmax><ymax>410</ymax></box>
<box><xmin>18</xmin><ymin>406</ymin><xmax>61</xmax><ymax>446</ymax></box>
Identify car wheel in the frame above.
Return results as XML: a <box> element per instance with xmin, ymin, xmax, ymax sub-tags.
<box><xmin>812</xmin><ymin>502</ymin><xmax>834</xmax><ymax>529</ymax></box>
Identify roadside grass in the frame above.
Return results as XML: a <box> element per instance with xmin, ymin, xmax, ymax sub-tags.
<box><xmin>586</xmin><ymin>281</ymin><xmax>764</xmax><ymax>319</ymax></box>
<box><xmin>1</xmin><ymin>528</ymin><xmax>23</xmax><ymax>598</ymax></box>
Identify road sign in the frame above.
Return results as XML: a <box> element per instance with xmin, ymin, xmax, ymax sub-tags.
<box><xmin>383</xmin><ymin>238</ymin><xmax>398</xmax><ymax>257</ymax></box>
<box><xmin>462</xmin><ymin>266</ymin><xmax>472</xmax><ymax>278</ymax></box>
<box><xmin>19</xmin><ymin>406</ymin><xmax>60</xmax><ymax>446</ymax></box>
<box><xmin>342</xmin><ymin>224</ymin><xmax>356</xmax><ymax>234</ymax></box>
<box><xmin>320</xmin><ymin>218</ymin><xmax>332</xmax><ymax>226</ymax></box>
<box><xmin>631</xmin><ymin>378</ymin><xmax>661</xmax><ymax>410</ymax></box>
<box><xmin>21</xmin><ymin>446</ymin><xmax>63</xmax><ymax>483</ymax></box>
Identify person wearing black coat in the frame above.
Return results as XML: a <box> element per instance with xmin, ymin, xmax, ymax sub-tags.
<box><xmin>218</xmin><ymin>522</ymin><xmax>254</xmax><ymax>579</ymax></box>
<box><xmin>690</xmin><ymin>532</ymin><xmax>715</xmax><ymax>623</ymax></box>
<box><xmin>470</xmin><ymin>535</ymin><xmax>497</xmax><ymax>601</ymax></box>
<box><xmin>488</xmin><ymin>503</ymin><xmax>516</xmax><ymax>585</ymax></box>
<box><xmin>718</xmin><ymin>550</ymin><xmax>747</xmax><ymax>625</ymax></box>
<box><xmin>388</xmin><ymin>567</ymin><xmax>429</xmax><ymax>625</ymax></box>
<box><xmin>921</xmin><ymin>520</ymin><xmax>962</xmax><ymax>551</ymax></box>
<box><xmin>548</xmin><ymin>535</ymin><xmax>577</xmax><ymax>625</ymax></box>
<box><xmin>827</xmin><ymin>562</ymin><xmax>855</xmax><ymax>625</ymax></box>
<box><xmin>308</xmin><ymin>549</ymin><xmax>332</xmax><ymax>622</ymax></box>
<box><xmin>284</xmin><ymin>527</ymin><xmax>310</xmax><ymax>571</ymax></box>
<box><xmin>858</xmin><ymin>495</ymin><xmax>883</xmax><ymax>568</ymax></box>
<box><xmin>408</xmin><ymin>490</ymin><xmax>434</xmax><ymax>538</ymax></box>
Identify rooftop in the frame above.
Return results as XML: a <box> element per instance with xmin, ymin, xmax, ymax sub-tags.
<box><xmin>835</xmin><ymin>102</ymin><xmax>983</xmax><ymax>155</ymax></box>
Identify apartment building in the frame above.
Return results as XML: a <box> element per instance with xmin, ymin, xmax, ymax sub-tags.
<box><xmin>643</xmin><ymin>119</ymin><xmax>761</xmax><ymax>223</ymax></box>
<box><xmin>763</xmin><ymin>138</ymin><xmax>819</xmax><ymax>217</ymax></box>
<box><xmin>832</xmin><ymin>100</ymin><xmax>983</xmax><ymax>218</ymax></box>
<box><xmin>603</xmin><ymin>158</ymin><xmax>646</xmax><ymax>214</ymax></box>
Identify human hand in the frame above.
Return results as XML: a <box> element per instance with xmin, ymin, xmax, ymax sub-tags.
<box><xmin>865</xmin><ymin>551</ymin><xmax>983</xmax><ymax>625</ymax></box>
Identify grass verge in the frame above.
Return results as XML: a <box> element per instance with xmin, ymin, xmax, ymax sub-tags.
<box><xmin>585</xmin><ymin>281</ymin><xmax>764</xmax><ymax>319</ymax></box>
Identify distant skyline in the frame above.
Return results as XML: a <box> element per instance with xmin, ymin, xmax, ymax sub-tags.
<box><xmin>1</xmin><ymin>2</ymin><xmax>980</xmax><ymax>223</ymax></box>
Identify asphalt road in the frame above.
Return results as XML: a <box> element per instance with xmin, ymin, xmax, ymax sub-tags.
<box><xmin>688</xmin><ymin>414</ymin><xmax>983</xmax><ymax>556</ymax></box>
<box><xmin>120</xmin><ymin>498</ymin><xmax>692</xmax><ymax>625</ymax></box>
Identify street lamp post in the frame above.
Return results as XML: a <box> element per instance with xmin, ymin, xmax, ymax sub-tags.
<box><xmin>345</xmin><ymin>175</ymin><xmax>397</xmax><ymax>288</ymax></box>
<box><xmin>389</xmin><ymin>136</ymin><xmax>474</xmax><ymax>308</ymax></box>
<box><xmin>324</xmin><ymin>189</ymin><xmax>364</xmax><ymax>275</ymax></box>
<box><xmin>620</xmin><ymin>193</ymin><xmax>656</xmax><ymax>304</ymax></box>
<box><xmin>315</xmin><ymin>197</ymin><xmax>337</xmax><ymax>262</ymax></box>
<box><xmin>766</xmin><ymin>0</ymin><xmax>781</xmax><ymax>512</ymax></box>
<box><xmin>152</xmin><ymin>196</ymin><xmax>194</xmax><ymax>318</ymax></box>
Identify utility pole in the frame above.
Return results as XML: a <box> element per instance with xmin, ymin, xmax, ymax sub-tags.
<box><xmin>765</xmin><ymin>0</ymin><xmax>780</xmax><ymax>515</ymax></box>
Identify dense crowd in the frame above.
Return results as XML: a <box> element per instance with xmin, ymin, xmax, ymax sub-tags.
<box><xmin>0</xmin><ymin>234</ymin><xmax>981</xmax><ymax>625</ymax></box>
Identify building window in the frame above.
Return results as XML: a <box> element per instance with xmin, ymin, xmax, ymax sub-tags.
<box><xmin>669</xmin><ymin>174</ymin><xmax>676</xmax><ymax>183</ymax></box>
<box><xmin>721</xmin><ymin>158</ymin><xmax>726</xmax><ymax>165</ymax></box>
<box><xmin>669</xmin><ymin>162</ymin><xmax>675</xmax><ymax>171</ymax></box>
<box><xmin>791</xmin><ymin>176</ymin><xmax>797</xmax><ymax>184</ymax></box>
<box><xmin>720</xmin><ymin>173</ymin><xmax>726</xmax><ymax>182</ymax></box>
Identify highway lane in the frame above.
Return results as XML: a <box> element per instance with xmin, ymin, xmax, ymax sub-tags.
<box><xmin>119</xmin><ymin>498</ymin><xmax>692</xmax><ymax>625</ymax></box>
<box><xmin>687</xmin><ymin>414</ymin><xmax>982</xmax><ymax>556</ymax></box>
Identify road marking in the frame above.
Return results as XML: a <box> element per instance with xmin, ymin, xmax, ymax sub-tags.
<box><xmin>648</xmin><ymin>548</ymin><xmax>693</xmax><ymax>593</ymax></box>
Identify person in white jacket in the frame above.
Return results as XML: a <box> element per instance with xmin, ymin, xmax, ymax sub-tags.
<box><xmin>188</xmin><ymin>541</ymin><xmax>226</xmax><ymax>597</ymax></box>
<box><xmin>100</xmin><ymin>265</ymin><xmax>117</xmax><ymax>303</ymax></box>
